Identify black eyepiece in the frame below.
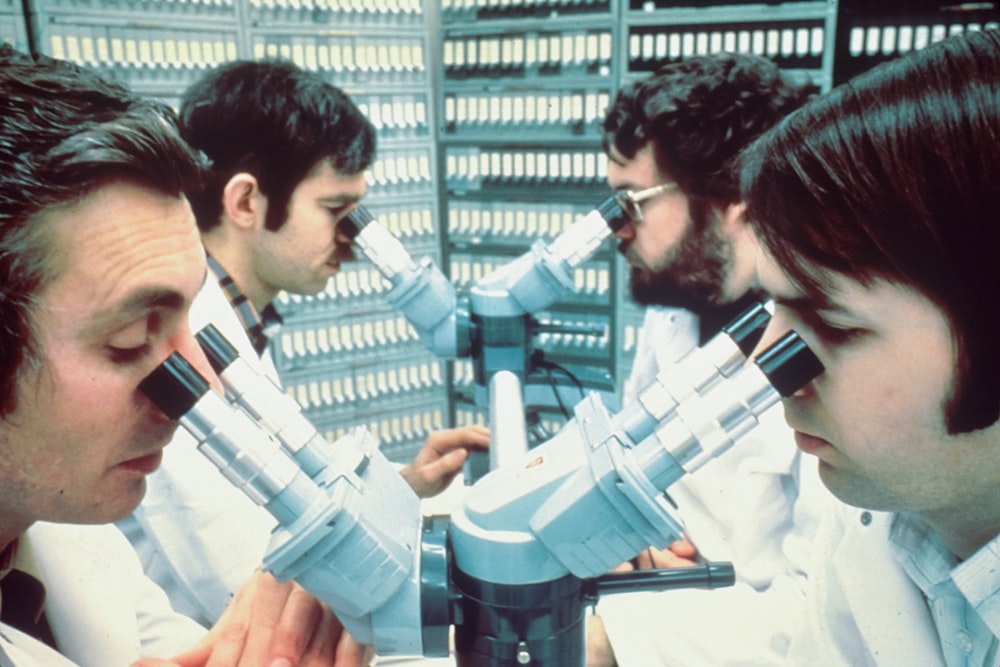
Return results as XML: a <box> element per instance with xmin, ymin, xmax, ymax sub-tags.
<box><xmin>755</xmin><ymin>331</ymin><xmax>824</xmax><ymax>397</ymax></box>
<box><xmin>139</xmin><ymin>353</ymin><xmax>210</xmax><ymax>420</ymax></box>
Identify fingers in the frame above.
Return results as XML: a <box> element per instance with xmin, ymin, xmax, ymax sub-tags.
<box><xmin>299</xmin><ymin>609</ymin><xmax>370</xmax><ymax>667</ymax></box>
<box><xmin>265</xmin><ymin>581</ymin><xmax>326</xmax><ymax>663</ymax></box>
<box><xmin>456</xmin><ymin>425</ymin><xmax>491</xmax><ymax>449</ymax></box>
<box><xmin>296</xmin><ymin>604</ymin><xmax>344</xmax><ymax>666</ymax></box>
<box><xmin>333</xmin><ymin>631</ymin><xmax>372</xmax><ymax>666</ymax></box>
<box><xmin>635</xmin><ymin>545</ymin><xmax>698</xmax><ymax>569</ymax></box>
<box><xmin>403</xmin><ymin>446</ymin><xmax>469</xmax><ymax>497</ymax></box>
<box><xmin>585</xmin><ymin>615</ymin><xmax>617</xmax><ymax>667</ymax></box>
<box><xmin>196</xmin><ymin>582</ymin><xmax>256</xmax><ymax>667</ymax></box>
<box><xmin>136</xmin><ymin>572</ymin><xmax>363</xmax><ymax>667</ymax></box>
<box><xmin>422</xmin><ymin>426</ymin><xmax>490</xmax><ymax>456</ymax></box>
<box><xmin>668</xmin><ymin>537</ymin><xmax>698</xmax><ymax>560</ymax></box>
<box><xmin>194</xmin><ymin>571</ymin><xmax>342</xmax><ymax>667</ymax></box>
<box><xmin>608</xmin><ymin>560</ymin><xmax>635</xmax><ymax>573</ymax></box>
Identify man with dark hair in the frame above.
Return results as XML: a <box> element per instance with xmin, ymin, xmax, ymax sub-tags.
<box><xmin>121</xmin><ymin>59</ymin><xmax>488</xmax><ymax>625</ymax></box>
<box><xmin>0</xmin><ymin>44</ymin><xmax>363</xmax><ymax>666</ymax></box>
<box><xmin>587</xmin><ymin>53</ymin><xmax>831</xmax><ymax>665</ymax></box>
<box><xmin>743</xmin><ymin>29</ymin><xmax>1000</xmax><ymax>664</ymax></box>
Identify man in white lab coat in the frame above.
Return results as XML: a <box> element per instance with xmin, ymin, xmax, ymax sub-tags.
<box><xmin>588</xmin><ymin>53</ymin><xmax>835</xmax><ymax>666</ymax></box>
<box><xmin>742</xmin><ymin>30</ymin><xmax>1000</xmax><ymax>665</ymax></box>
<box><xmin>0</xmin><ymin>45</ymin><xmax>364</xmax><ymax>666</ymax></box>
<box><xmin>121</xmin><ymin>59</ymin><xmax>490</xmax><ymax>626</ymax></box>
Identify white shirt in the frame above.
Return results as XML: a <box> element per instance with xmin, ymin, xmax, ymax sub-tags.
<box><xmin>890</xmin><ymin>513</ymin><xmax>1000</xmax><ymax>666</ymax></box>
<box><xmin>0</xmin><ymin>523</ymin><xmax>204</xmax><ymax>666</ymax></box>
<box><xmin>598</xmin><ymin>306</ymin><xmax>833</xmax><ymax>666</ymax></box>
<box><xmin>785</xmin><ymin>504</ymin><xmax>949</xmax><ymax>666</ymax></box>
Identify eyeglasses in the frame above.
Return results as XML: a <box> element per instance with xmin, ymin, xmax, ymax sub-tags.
<box><xmin>614</xmin><ymin>183</ymin><xmax>678</xmax><ymax>223</ymax></box>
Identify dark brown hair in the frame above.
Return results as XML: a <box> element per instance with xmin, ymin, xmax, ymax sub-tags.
<box><xmin>741</xmin><ymin>29</ymin><xmax>1000</xmax><ymax>433</ymax></box>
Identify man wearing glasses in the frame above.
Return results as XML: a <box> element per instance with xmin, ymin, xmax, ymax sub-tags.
<box><xmin>587</xmin><ymin>53</ymin><xmax>831</xmax><ymax>665</ymax></box>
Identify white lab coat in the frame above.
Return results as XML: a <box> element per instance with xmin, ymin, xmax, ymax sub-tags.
<box><xmin>0</xmin><ymin>522</ymin><xmax>204</xmax><ymax>666</ymax></box>
<box><xmin>784</xmin><ymin>504</ymin><xmax>947</xmax><ymax>666</ymax></box>
<box><xmin>597</xmin><ymin>306</ymin><xmax>835</xmax><ymax>666</ymax></box>
<box><xmin>119</xmin><ymin>274</ymin><xmax>279</xmax><ymax>625</ymax></box>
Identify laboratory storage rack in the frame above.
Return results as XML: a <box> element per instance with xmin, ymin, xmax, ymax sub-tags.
<box><xmin>23</xmin><ymin>0</ymin><xmax>244</xmax><ymax>108</ymax></box>
<box><xmin>621</xmin><ymin>0</ymin><xmax>836</xmax><ymax>87</ymax></box>
<box><xmin>24</xmin><ymin>0</ymin><xmax>447</xmax><ymax>465</ymax></box>
<box><xmin>436</xmin><ymin>0</ymin><xmax>839</xmax><ymax>435</ymax></box>
<box><xmin>439</xmin><ymin>0</ymin><xmax>624</xmax><ymax>437</ymax></box>
<box><xmin>241</xmin><ymin>0</ymin><xmax>449</xmax><ymax>465</ymax></box>
<box><xmin>1</xmin><ymin>0</ymin><xmax>28</xmax><ymax>50</ymax></box>
<box><xmin>832</xmin><ymin>0</ymin><xmax>1000</xmax><ymax>86</ymax></box>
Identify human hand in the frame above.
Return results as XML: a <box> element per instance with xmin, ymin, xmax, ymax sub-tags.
<box><xmin>399</xmin><ymin>425</ymin><xmax>490</xmax><ymax>498</ymax></box>
<box><xmin>609</xmin><ymin>537</ymin><xmax>699</xmax><ymax>572</ymax></box>
<box><xmin>585</xmin><ymin>614</ymin><xmax>618</xmax><ymax>667</ymax></box>
<box><xmin>131</xmin><ymin>570</ymin><xmax>370</xmax><ymax>667</ymax></box>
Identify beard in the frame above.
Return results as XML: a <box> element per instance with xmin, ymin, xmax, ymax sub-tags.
<box><xmin>622</xmin><ymin>218</ymin><xmax>731</xmax><ymax>313</ymax></box>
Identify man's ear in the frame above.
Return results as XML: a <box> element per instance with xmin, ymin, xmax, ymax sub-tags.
<box><xmin>721</xmin><ymin>201</ymin><xmax>748</xmax><ymax>232</ymax></box>
<box><xmin>221</xmin><ymin>173</ymin><xmax>265</xmax><ymax>231</ymax></box>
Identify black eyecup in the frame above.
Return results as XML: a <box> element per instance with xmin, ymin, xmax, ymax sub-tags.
<box><xmin>596</xmin><ymin>195</ymin><xmax>628</xmax><ymax>233</ymax></box>
<box><xmin>196</xmin><ymin>324</ymin><xmax>239</xmax><ymax>375</ymax></box>
<box><xmin>755</xmin><ymin>331</ymin><xmax>824</xmax><ymax>398</ymax></box>
<box><xmin>139</xmin><ymin>353</ymin><xmax>210</xmax><ymax>420</ymax></box>
<box><xmin>343</xmin><ymin>205</ymin><xmax>375</xmax><ymax>241</ymax></box>
<box><xmin>721</xmin><ymin>302</ymin><xmax>771</xmax><ymax>357</ymax></box>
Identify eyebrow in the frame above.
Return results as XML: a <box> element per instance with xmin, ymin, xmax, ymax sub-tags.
<box><xmin>319</xmin><ymin>194</ymin><xmax>363</xmax><ymax>205</ymax></box>
<box><xmin>771</xmin><ymin>294</ymin><xmax>817</xmax><ymax>313</ymax></box>
<box><xmin>108</xmin><ymin>288</ymin><xmax>184</xmax><ymax>320</ymax></box>
<box><xmin>771</xmin><ymin>292</ymin><xmax>849</xmax><ymax>319</ymax></box>
<box><xmin>94</xmin><ymin>267</ymin><xmax>207</xmax><ymax>326</ymax></box>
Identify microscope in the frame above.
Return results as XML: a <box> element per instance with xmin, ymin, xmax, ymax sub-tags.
<box><xmin>140</xmin><ymin>301</ymin><xmax>822</xmax><ymax>665</ymax></box>
<box><xmin>344</xmin><ymin>198</ymin><xmax>629</xmax><ymax>476</ymax></box>
<box><xmin>343</xmin><ymin>198</ymin><xmax>626</xmax><ymax>408</ymax></box>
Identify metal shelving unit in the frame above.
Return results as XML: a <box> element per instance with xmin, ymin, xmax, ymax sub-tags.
<box><xmin>832</xmin><ymin>0</ymin><xmax>999</xmax><ymax>86</ymax></box>
<box><xmin>438</xmin><ymin>0</ymin><xmax>621</xmax><ymax>436</ymax></box>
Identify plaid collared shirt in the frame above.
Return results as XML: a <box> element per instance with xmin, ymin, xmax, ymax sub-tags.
<box><xmin>206</xmin><ymin>254</ymin><xmax>283</xmax><ymax>357</ymax></box>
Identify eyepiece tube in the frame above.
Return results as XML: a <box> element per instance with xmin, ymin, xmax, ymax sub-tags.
<box><xmin>139</xmin><ymin>353</ymin><xmax>324</xmax><ymax>524</ymax></box>
<box><xmin>756</xmin><ymin>330</ymin><xmax>824</xmax><ymax>397</ymax></box>
<box><xmin>546</xmin><ymin>196</ymin><xmax>627</xmax><ymax>270</ymax></box>
<box><xmin>342</xmin><ymin>205</ymin><xmax>374</xmax><ymax>241</ymax></box>
<box><xmin>139</xmin><ymin>353</ymin><xmax>209</xmax><ymax>420</ymax></box>
<box><xmin>196</xmin><ymin>323</ymin><xmax>240</xmax><ymax>376</ymax></box>
<box><xmin>614</xmin><ymin>301</ymin><xmax>772</xmax><ymax>443</ymax></box>
<box><xmin>721</xmin><ymin>300</ymin><xmax>772</xmax><ymax>357</ymax></box>
<box><xmin>345</xmin><ymin>205</ymin><xmax>416</xmax><ymax>280</ymax></box>
<box><xmin>646</xmin><ymin>330</ymin><xmax>823</xmax><ymax>485</ymax></box>
<box><xmin>195</xmin><ymin>325</ymin><xmax>342</xmax><ymax>480</ymax></box>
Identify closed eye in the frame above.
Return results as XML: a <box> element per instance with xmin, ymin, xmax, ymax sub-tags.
<box><xmin>804</xmin><ymin>312</ymin><xmax>866</xmax><ymax>346</ymax></box>
<box><xmin>107</xmin><ymin>342</ymin><xmax>152</xmax><ymax>364</ymax></box>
